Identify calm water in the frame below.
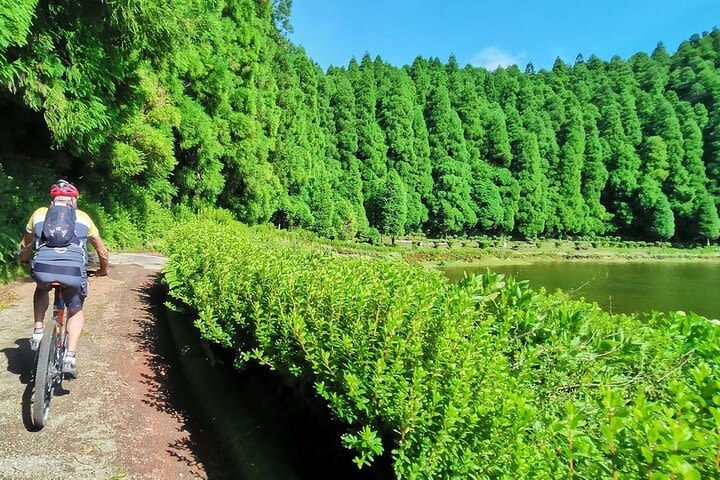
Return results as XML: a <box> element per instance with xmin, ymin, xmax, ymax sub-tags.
<box><xmin>441</xmin><ymin>260</ymin><xmax>720</xmax><ymax>318</ymax></box>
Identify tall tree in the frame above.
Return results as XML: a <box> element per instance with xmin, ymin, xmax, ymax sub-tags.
<box><xmin>377</xmin><ymin>67</ymin><xmax>430</xmax><ymax>233</ymax></box>
<box><xmin>380</xmin><ymin>169</ymin><xmax>408</xmax><ymax>242</ymax></box>
<box><xmin>696</xmin><ymin>192</ymin><xmax>720</xmax><ymax>243</ymax></box>
<box><xmin>449</xmin><ymin>67</ymin><xmax>505</xmax><ymax>231</ymax></box>
<box><xmin>327</xmin><ymin>68</ymin><xmax>369</xmax><ymax>233</ymax></box>
<box><xmin>652</xmin><ymin>94</ymin><xmax>694</xmax><ymax>231</ymax></box>
<box><xmin>482</xmin><ymin>106</ymin><xmax>513</xmax><ymax>168</ymax></box>
<box><xmin>554</xmin><ymin>106</ymin><xmax>587</xmax><ymax>234</ymax></box>
<box><xmin>349</xmin><ymin>55</ymin><xmax>388</xmax><ymax>225</ymax></box>
<box><xmin>581</xmin><ymin>107</ymin><xmax>610</xmax><ymax>235</ymax></box>
<box><xmin>402</xmin><ymin>106</ymin><xmax>433</xmax><ymax>229</ymax></box>
<box><xmin>424</xmin><ymin>77</ymin><xmax>476</xmax><ymax>235</ymax></box>
<box><xmin>596</xmin><ymin>86</ymin><xmax>640</xmax><ymax>232</ymax></box>
<box><xmin>637</xmin><ymin>177</ymin><xmax>675</xmax><ymax>240</ymax></box>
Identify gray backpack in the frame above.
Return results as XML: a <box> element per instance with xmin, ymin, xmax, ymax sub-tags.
<box><xmin>41</xmin><ymin>204</ymin><xmax>79</xmax><ymax>248</ymax></box>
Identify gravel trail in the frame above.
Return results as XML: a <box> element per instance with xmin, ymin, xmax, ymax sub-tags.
<box><xmin>0</xmin><ymin>254</ymin><xmax>207</xmax><ymax>480</ymax></box>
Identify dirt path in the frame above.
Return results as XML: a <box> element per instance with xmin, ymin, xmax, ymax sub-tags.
<box><xmin>0</xmin><ymin>254</ymin><xmax>209</xmax><ymax>479</ymax></box>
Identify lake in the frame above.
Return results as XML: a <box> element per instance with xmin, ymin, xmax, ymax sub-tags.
<box><xmin>440</xmin><ymin>260</ymin><xmax>720</xmax><ymax>318</ymax></box>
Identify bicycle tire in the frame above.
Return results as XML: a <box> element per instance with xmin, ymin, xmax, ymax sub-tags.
<box><xmin>31</xmin><ymin>320</ymin><xmax>59</xmax><ymax>429</ymax></box>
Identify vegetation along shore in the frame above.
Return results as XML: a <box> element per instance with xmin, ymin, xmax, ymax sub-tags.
<box><xmin>2</xmin><ymin>1</ymin><xmax>720</xmax><ymax>478</ymax></box>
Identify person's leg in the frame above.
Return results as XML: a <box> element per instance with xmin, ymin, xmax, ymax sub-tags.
<box><xmin>62</xmin><ymin>308</ymin><xmax>83</xmax><ymax>378</ymax></box>
<box><xmin>62</xmin><ymin>285</ymin><xmax>86</xmax><ymax>378</ymax></box>
<box><xmin>33</xmin><ymin>284</ymin><xmax>50</xmax><ymax>329</ymax></box>
<box><xmin>30</xmin><ymin>284</ymin><xmax>50</xmax><ymax>350</ymax></box>
<box><xmin>63</xmin><ymin>282</ymin><xmax>86</xmax><ymax>352</ymax></box>
<box><xmin>65</xmin><ymin>309</ymin><xmax>85</xmax><ymax>353</ymax></box>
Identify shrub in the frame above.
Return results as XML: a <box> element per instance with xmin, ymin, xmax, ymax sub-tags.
<box><xmin>163</xmin><ymin>219</ymin><xmax>719</xmax><ymax>478</ymax></box>
<box><xmin>363</xmin><ymin>227</ymin><xmax>381</xmax><ymax>246</ymax></box>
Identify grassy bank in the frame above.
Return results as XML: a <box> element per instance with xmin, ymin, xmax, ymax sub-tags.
<box><xmin>324</xmin><ymin>237</ymin><xmax>720</xmax><ymax>265</ymax></box>
<box><xmin>163</xmin><ymin>219</ymin><xmax>720</xmax><ymax>479</ymax></box>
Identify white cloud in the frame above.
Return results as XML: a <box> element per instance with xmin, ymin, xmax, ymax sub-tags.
<box><xmin>470</xmin><ymin>47</ymin><xmax>526</xmax><ymax>70</ymax></box>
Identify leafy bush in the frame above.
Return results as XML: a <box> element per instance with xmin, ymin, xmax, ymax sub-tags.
<box><xmin>164</xmin><ymin>219</ymin><xmax>719</xmax><ymax>479</ymax></box>
<box><xmin>362</xmin><ymin>227</ymin><xmax>381</xmax><ymax>246</ymax></box>
<box><xmin>0</xmin><ymin>162</ymin><xmax>49</xmax><ymax>280</ymax></box>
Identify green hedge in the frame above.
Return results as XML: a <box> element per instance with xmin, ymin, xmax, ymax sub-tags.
<box><xmin>163</xmin><ymin>219</ymin><xmax>720</xmax><ymax>479</ymax></box>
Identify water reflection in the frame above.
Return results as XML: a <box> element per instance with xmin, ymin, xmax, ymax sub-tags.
<box><xmin>441</xmin><ymin>260</ymin><xmax>720</xmax><ymax>318</ymax></box>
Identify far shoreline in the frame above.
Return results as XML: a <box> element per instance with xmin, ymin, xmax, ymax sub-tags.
<box><xmin>425</xmin><ymin>254</ymin><xmax>720</xmax><ymax>271</ymax></box>
<box><xmin>337</xmin><ymin>237</ymin><xmax>720</xmax><ymax>265</ymax></box>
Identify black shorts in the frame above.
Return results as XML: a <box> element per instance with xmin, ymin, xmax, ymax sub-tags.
<box><xmin>34</xmin><ymin>280</ymin><xmax>87</xmax><ymax>313</ymax></box>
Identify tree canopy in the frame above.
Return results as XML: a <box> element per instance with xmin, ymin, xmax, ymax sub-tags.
<box><xmin>1</xmin><ymin>2</ymin><xmax>719</xmax><ymax>242</ymax></box>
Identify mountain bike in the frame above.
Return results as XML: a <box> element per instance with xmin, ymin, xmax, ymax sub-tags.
<box><xmin>15</xmin><ymin>244</ymin><xmax>94</xmax><ymax>429</ymax></box>
<box><xmin>31</xmin><ymin>281</ymin><xmax>69</xmax><ymax>429</ymax></box>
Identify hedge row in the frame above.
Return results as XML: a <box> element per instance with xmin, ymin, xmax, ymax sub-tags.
<box><xmin>163</xmin><ymin>219</ymin><xmax>720</xmax><ymax>479</ymax></box>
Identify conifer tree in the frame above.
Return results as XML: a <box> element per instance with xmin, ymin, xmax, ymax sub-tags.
<box><xmin>327</xmin><ymin>68</ymin><xmax>369</xmax><ymax>233</ymax></box>
<box><xmin>629</xmin><ymin>52</ymin><xmax>667</xmax><ymax>94</ymax></box>
<box><xmin>424</xmin><ymin>78</ymin><xmax>476</xmax><ymax>235</ymax></box>
<box><xmin>512</xmin><ymin>131</ymin><xmax>547</xmax><ymax>237</ymax></box>
<box><xmin>448</xmin><ymin>66</ymin><xmax>505</xmax><ymax>231</ymax></box>
<box><xmin>596</xmin><ymin>87</ymin><xmax>640</xmax><ymax>232</ymax></box>
<box><xmin>482</xmin><ymin>106</ymin><xmax>513</xmax><ymax>168</ymax></box>
<box><xmin>407</xmin><ymin>106</ymin><xmax>433</xmax><ymax>230</ymax></box>
<box><xmin>618</xmin><ymin>89</ymin><xmax>643</xmax><ymax>147</ymax></box>
<box><xmin>697</xmin><ymin>192</ymin><xmax>720</xmax><ymax>243</ymax></box>
<box><xmin>637</xmin><ymin>177</ymin><xmax>675</xmax><ymax>240</ymax></box>
<box><xmin>671</xmin><ymin>96</ymin><xmax>719</xmax><ymax>237</ymax></box>
<box><xmin>349</xmin><ymin>55</ymin><xmax>388</xmax><ymax>224</ymax></box>
<box><xmin>493</xmin><ymin>167</ymin><xmax>520</xmax><ymax>233</ymax></box>
<box><xmin>581</xmin><ymin>107</ymin><xmax>610</xmax><ymax>234</ymax></box>
<box><xmin>652</xmin><ymin>94</ymin><xmax>694</xmax><ymax>229</ymax></box>
<box><xmin>471</xmin><ymin>162</ymin><xmax>505</xmax><ymax>232</ymax></box>
<box><xmin>377</xmin><ymin>67</ymin><xmax>428</xmax><ymax>232</ymax></box>
<box><xmin>641</xmin><ymin>136</ymin><xmax>670</xmax><ymax>183</ymax></box>
<box><xmin>380</xmin><ymin>169</ymin><xmax>408</xmax><ymax>242</ymax></box>
<box><xmin>408</xmin><ymin>57</ymin><xmax>431</xmax><ymax>108</ymax></box>
<box><xmin>555</xmin><ymin>106</ymin><xmax>587</xmax><ymax>234</ymax></box>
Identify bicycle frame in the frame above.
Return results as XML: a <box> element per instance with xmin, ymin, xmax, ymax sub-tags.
<box><xmin>47</xmin><ymin>282</ymin><xmax>68</xmax><ymax>389</ymax></box>
<box><xmin>50</xmin><ymin>283</ymin><xmax>67</xmax><ymax>352</ymax></box>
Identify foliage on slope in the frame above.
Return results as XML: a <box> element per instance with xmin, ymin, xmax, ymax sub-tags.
<box><xmin>164</xmin><ymin>218</ymin><xmax>720</xmax><ymax>479</ymax></box>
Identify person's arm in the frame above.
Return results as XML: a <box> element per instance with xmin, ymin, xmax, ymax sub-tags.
<box><xmin>88</xmin><ymin>235</ymin><xmax>109</xmax><ymax>276</ymax></box>
<box><xmin>19</xmin><ymin>231</ymin><xmax>34</xmax><ymax>264</ymax></box>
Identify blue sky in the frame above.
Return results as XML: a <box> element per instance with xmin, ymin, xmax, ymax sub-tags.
<box><xmin>289</xmin><ymin>0</ymin><xmax>719</xmax><ymax>71</ymax></box>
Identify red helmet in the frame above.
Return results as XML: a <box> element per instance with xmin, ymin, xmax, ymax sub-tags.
<box><xmin>50</xmin><ymin>180</ymin><xmax>79</xmax><ymax>198</ymax></box>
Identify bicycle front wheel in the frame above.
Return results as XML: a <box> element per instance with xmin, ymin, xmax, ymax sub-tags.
<box><xmin>32</xmin><ymin>321</ymin><xmax>59</xmax><ymax>429</ymax></box>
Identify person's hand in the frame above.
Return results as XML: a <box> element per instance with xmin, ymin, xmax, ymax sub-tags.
<box><xmin>19</xmin><ymin>249</ymin><xmax>31</xmax><ymax>268</ymax></box>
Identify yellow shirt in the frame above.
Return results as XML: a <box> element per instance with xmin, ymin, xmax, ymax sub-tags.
<box><xmin>26</xmin><ymin>207</ymin><xmax>99</xmax><ymax>239</ymax></box>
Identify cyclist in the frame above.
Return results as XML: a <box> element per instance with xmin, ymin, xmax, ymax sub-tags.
<box><xmin>18</xmin><ymin>180</ymin><xmax>109</xmax><ymax>378</ymax></box>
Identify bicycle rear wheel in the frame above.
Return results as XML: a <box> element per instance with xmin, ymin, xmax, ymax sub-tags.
<box><xmin>32</xmin><ymin>320</ymin><xmax>59</xmax><ymax>429</ymax></box>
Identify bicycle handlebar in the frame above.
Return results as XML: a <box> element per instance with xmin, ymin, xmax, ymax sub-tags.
<box><xmin>13</xmin><ymin>243</ymin><xmax>37</xmax><ymax>257</ymax></box>
<box><xmin>14</xmin><ymin>241</ymin><xmax>48</xmax><ymax>258</ymax></box>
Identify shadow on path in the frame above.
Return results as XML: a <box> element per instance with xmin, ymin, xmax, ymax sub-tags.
<box><xmin>132</xmin><ymin>278</ymin><xmax>394</xmax><ymax>480</ymax></box>
<box><xmin>2</xmin><ymin>338</ymin><xmax>34</xmax><ymax>385</ymax></box>
<box><xmin>132</xmin><ymin>278</ymin><xmax>224</xmax><ymax>477</ymax></box>
<box><xmin>2</xmin><ymin>337</ymin><xmax>72</xmax><ymax>431</ymax></box>
<box><xmin>2</xmin><ymin>338</ymin><xmax>38</xmax><ymax>431</ymax></box>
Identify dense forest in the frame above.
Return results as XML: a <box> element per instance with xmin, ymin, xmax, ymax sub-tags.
<box><xmin>1</xmin><ymin>1</ymin><xmax>720</xmax><ymax>244</ymax></box>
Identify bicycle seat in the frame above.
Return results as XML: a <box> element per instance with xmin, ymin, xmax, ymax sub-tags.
<box><xmin>47</xmin><ymin>282</ymin><xmax>63</xmax><ymax>288</ymax></box>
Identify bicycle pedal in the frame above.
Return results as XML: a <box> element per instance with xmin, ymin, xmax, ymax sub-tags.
<box><xmin>62</xmin><ymin>362</ymin><xmax>78</xmax><ymax>380</ymax></box>
<box><xmin>30</xmin><ymin>334</ymin><xmax>43</xmax><ymax>351</ymax></box>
